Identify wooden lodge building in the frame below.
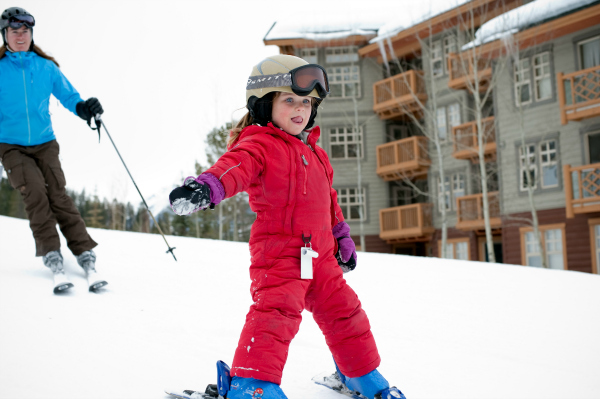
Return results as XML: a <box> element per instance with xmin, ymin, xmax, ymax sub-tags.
<box><xmin>263</xmin><ymin>0</ymin><xmax>600</xmax><ymax>274</ymax></box>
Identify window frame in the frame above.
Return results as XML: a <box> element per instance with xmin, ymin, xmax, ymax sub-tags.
<box><xmin>336</xmin><ymin>186</ymin><xmax>366</xmax><ymax>222</ymax></box>
<box><xmin>576</xmin><ymin>35</ymin><xmax>600</xmax><ymax>70</ymax></box>
<box><xmin>325</xmin><ymin>46</ymin><xmax>359</xmax><ymax>64</ymax></box>
<box><xmin>539</xmin><ymin>139</ymin><xmax>559</xmax><ymax>189</ymax></box>
<box><xmin>519</xmin><ymin>143</ymin><xmax>538</xmax><ymax>191</ymax></box>
<box><xmin>438</xmin><ymin>237</ymin><xmax>470</xmax><ymax>260</ymax></box>
<box><xmin>328</xmin><ymin>126</ymin><xmax>364</xmax><ymax>160</ymax></box>
<box><xmin>326</xmin><ymin>65</ymin><xmax>361</xmax><ymax>99</ymax></box>
<box><xmin>443</xmin><ymin>36</ymin><xmax>458</xmax><ymax>74</ymax></box>
<box><xmin>430</xmin><ymin>40</ymin><xmax>444</xmax><ymax>78</ymax></box>
<box><xmin>438</xmin><ymin>172</ymin><xmax>465</xmax><ymax>213</ymax></box>
<box><xmin>519</xmin><ymin>224</ymin><xmax>567</xmax><ymax>269</ymax></box>
<box><xmin>589</xmin><ymin>218</ymin><xmax>600</xmax><ymax>275</ymax></box>
<box><xmin>514</xmin><ymin>58</ymin><xmax>532</xmax><ymax>106</ymax></box>
<box><xmin>533</xmin><ymin>52</ymin><xmax>552</xmax><ymax>102</ymax></box>
<box><xmin>299</xmin><ymin>48</ymin><xmax>318</xmax><ymax>64</ymax></box>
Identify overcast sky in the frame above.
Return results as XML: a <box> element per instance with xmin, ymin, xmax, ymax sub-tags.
<box><xmin>2</xmin><ymin>0</ymin><xmax>460</xmax><ymax>208</ymax></box>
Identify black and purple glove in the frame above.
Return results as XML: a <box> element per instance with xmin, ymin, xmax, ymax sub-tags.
<box><xmin>332</xmin><ymin>221</ymin><xmax>357</xmax><ymax>273</ymax></box>
<box><xmin>169</xmin><ymin>173</ymin><xmax>225</xmax><ymax>216</ymax></box>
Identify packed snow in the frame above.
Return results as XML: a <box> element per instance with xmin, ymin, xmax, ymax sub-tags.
<box><xmin>1</xmin><ymin>215</ymin><xmax>600</xmax><ymax>399</ymax></box>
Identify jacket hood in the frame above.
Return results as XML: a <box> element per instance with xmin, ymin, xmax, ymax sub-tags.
<box><xmin>5</xmin><ymin>49</ymin><xmax>35</xmax><ymax>65</ymax></box>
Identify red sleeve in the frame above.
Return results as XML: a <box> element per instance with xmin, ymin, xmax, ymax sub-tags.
<box><xmin>203</xmin><ymin>136</ymin><xmax>268</xmax><ymax>199</ymax></box>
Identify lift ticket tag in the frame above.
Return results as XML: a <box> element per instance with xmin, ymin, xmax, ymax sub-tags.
<box><xmin>301</xmin><ymin>247</ymin><xmax>318</xmax><ymax>279</ymax></box>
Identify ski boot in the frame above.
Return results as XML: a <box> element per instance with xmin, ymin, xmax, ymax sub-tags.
<box><xmin>335</xmin><ymin>363</ymin><xmax>406</xmax><ymax>399</ymax></box>
<box><xmin>43</xmin><ymin>250</ymin><xmax>73</xmax><ymax>293</ymax></box>
<box><xmin>76</xmin><ymin>250</ymin><xmax>107</xmax><ymax>291</ymax></box>
<box><xmin>211</xmin><ymin>361</ymin><xmax>287</xmax><ymax>399</ymax></box>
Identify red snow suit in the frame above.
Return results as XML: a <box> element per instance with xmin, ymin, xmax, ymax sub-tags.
<box><xmin>204</xmin><ymin>123</ymin><xmax>380</xmax><ymax>385</ymax></box>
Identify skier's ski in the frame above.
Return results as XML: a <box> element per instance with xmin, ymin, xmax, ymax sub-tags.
<box><xmin>87</xmin><ymin>273</ymin><xmax>108</xmax><ymax>292</ymax></box>
<box><xmin>312</xmin><ymin>372</ymin><xmax>366</xmax><ymax>399</ymax></box>
<box><xmin>52</xmin><ymin>273</ymin><xmax>74</xmax><ymax>294</ymax></box>
<box><xmin>85</xmin><ymin>268</ymin><xmax>107</xmax><ymax>292</ymax></box>
<box><xmin>165</xmin><ymin>385</ymin><xmax>220</xmax><ymax>399</ymax></box>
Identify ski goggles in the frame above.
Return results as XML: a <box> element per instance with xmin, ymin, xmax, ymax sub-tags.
<box><xmin>246</xmin><ymin>64</ymin><xmax>330</xmax><ymax>98</ymax></box>
<box><xmin>7</xmin><ymin>15</ymin><xmax>35</xmax><ymax>29</ymax></box>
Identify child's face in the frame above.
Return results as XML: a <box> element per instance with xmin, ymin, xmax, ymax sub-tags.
<box><xmin>271</xmin><ymin>92</ymin><xmax>313</xmax><ymax>136</ymax></box>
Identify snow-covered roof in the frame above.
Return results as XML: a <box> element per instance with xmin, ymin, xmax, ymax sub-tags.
<box><xmin>264</xmin><ymin>1</ymin><xmax>473</xmax><ymax>44</ymax></box>
<box><xmin>264</xmin><ymin>15</ymin><xmax>386</xmax><ymax>42</ymax></box>
<box><xmin>370</xmin><ymin>0</ymin><xmax>472</xmax><ymax>44</ymax></box>
<box><xmin>463</xmin><ymin>0</ymin><xmax>599</xmax><ymax>50</ymax></box>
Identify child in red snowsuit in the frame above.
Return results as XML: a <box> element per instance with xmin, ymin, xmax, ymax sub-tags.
<box><xmin>169</xmin><ymin>55</ymin><xmax>405</xmax><ymax>399</ymax></box>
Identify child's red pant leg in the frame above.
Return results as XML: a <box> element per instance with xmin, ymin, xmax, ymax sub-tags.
<box><xmin>231</xmin><ymin>241</ymin><xmax>310</xmax><ymax>385</ymax></box>
<box><xmin>306</xmin><ymin>252</ymin><xmax>381</xmax><ymax>378</ymax></box>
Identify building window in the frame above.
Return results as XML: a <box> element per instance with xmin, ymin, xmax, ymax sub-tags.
<box><xmin>327</xmin><ymin>66</ymin><xmax>361</xmax><ymax>98</ymax></box>
<box><xmin>520</xmin><ymin>224</ymin><xmax>566</xmax><ymax>269</ymax></box>
<box><xmin>519</xmin><ymin>144</ymin><xmax>538</xmax><ymax>191</ymax></box>
<box><xmin>329</xmin><ymin>126</ymin><xmax>363</xmax><ymax>159</ymax></box>
<box><xmin>439</xmin><ymin>238</ymin><xmax>470</xmax><ymax>260</ymax></box>
<box><xmin>436</xmin><ymin>107</ymin><xmax>447</xmax><ymax>140</ymax></box>
<box><xmin>519</xmin><ymin>139</ymin><xmax>560</xmax><ymax>191</ymax></box>
<box><xmin>514</xmin><ymin>52</ymin><xmax>554</xmax><ymax>106</ymax></box>
<box><xmin>336</xmin><ymin>187</ymin><xmax>366</xmax><ymax>221</ymax></box>
<box><xmin>539</xmin><ymin>140</ymin><xmax>558</xmax><ymax>188</ymax></box>
<box><xmin>577</xmin><ymin>35</ymin><xmax>600</xmax><ymax>70</ymax></box>
<box><xmin>431</xmin><ymin>40</ymin><xmax>444</xmax><ymax>77</ymax></box>
<box><xmin>438</xmin><ymin>173</ymin><xmax>465</xmax><ymax>212</ymax></box>
<box><xmin>436</xmin><ymin>103</ymin><xmax>461</xmax><ymax>141</ymax></box>
<box><xmin>514</xmin><ymin>58</ymin><xmax>532</xmax><ymax>106</ymax></box>
<box><xmin>533</xmin><ymin>52</ymin><xmax>552</xmax><ymax>101</ymax></box>
<box><xmin>589</xmin><ymin>219</ymin><xmax>600</xmax><ymax>274</ymax></box>
<box><xmin>325</xmin><ymin>46</ymin><xmax>359</xmax><ymax>64</ymax></box>
<box><xmin>443</xmin><ymin>36</ymin><xmax>458</xmax><ymax>73</ymax></box>
<box><xmin>299</xmin><ymin>48</ymin><xmax>317</xmax><ymax>64</ymax></box>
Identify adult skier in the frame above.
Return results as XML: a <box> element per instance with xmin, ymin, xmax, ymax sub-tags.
<box><xmin>0</xmin><ymin>7</ymin><xmax>107</xmax><ymax>293</ymax></box>
<box><xmin>169</xmin><ymin>55</ymin><xmax>406</xmax><ymax>399</ymax></box>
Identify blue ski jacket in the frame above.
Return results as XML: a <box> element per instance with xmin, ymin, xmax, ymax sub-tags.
<box><xmin>0</xmin><ymin>51</ymin><xmax>83</xmax><ymax>146</ymax></box>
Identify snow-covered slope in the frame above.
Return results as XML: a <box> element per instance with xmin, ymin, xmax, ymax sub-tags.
<box><xmin>1</xmin><ymin>215</ymin><xmax>599</xmax><ymax>399</ymax></box>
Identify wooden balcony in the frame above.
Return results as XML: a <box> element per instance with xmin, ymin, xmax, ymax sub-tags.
<box><xmin>379</xmin><ymin>203</ymin><xmax>435</xmax><ymax>243</ymax></box>
<box><xmin>447</xmin><ymin>53</ymin><xmax>493</xmax><ymax>91</ymax></box>
<box><xmin>376</xmin><ymin>136</ymin><xmax>430</xmax><ymax>181</ymax></box>
<box><xmin>456</xmin><ymin>192</ymin><xmax>502</xmax><ymax>231</ymax></box>
<box><xmin>564</xmin><ymin>163</ymin><xmax>600</xmax><ymax>218</ymax></box>
<box><xmin>557</xmin><ymin>65</ymin><xmax>600</xmax><ymax>125</ymax></box>
<box><xmin>373</xmin><ymin>70</ymin><xmax>427</xmax><ymax>120</ymax></box>
<box><xmin>452</xmin><ymin>117</ymin><xmax>497</xmax><ymax>163</ymax></box>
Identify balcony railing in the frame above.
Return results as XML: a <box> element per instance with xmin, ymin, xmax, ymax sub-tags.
<box><xmin>373</xmin><ymin>70</ymin><xmax>427</xmax><ymax>120</ymax></box>
<box><xmin>564</xmin><ymin>163</ymin><xmax>600</xmax><ymax>218</ymax></box>
<box><xmin>557</xmin><ymin>65</ymin><xmax>600</xmax><ymax>125</ymax></box>
<box><xmin>376</xmin><ymin>136</ymin><xmax>430</xmax><ymax>181</ymax></box>
<box><xmin>456</xmin><ymin>192</ymin><xmax>502</xmax><ymax>231</ymax></box>
<box><xmin>447</xmin><ymin>53</ymin><xmax>493</xmax><ymax>91</ymax></box>
<box><xmin>379</xmin><ymin>203</ymin><xmax>435</xmax><ymax>243</ymax></box>
<box><xmin>452</xmin><ymin>117</ymin><xmax>497</xmax><ymax>163</ymax></box>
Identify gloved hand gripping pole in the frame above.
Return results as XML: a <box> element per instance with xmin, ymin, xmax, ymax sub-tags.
<box><xmin>93</xmin><ymin>115</ymin><xmax>177</xmax><ymax>261</ymax></box>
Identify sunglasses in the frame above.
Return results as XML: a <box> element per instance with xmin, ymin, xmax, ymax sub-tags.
<box><xmin>246</xmin><ymin>64</ymin><xmax>330</xmax><ymax>99</ymax></box>
<box><xmin>8</xmin><ymin>14</ymin><xmax>35</xmax><ymax>29</ymax></box>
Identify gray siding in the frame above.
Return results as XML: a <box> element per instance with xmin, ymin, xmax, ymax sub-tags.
<box><xmin>495</xmin><ymin>25</ymin><xmax>600</xmax><ymax>215</ymax></box>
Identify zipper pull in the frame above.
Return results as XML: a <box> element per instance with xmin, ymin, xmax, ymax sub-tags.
<box><xmin>301</xmin><ymin>154</ymin><xmax>308</xmax><ymax>165</ymax></box>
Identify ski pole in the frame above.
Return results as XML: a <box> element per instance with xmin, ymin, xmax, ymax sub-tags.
<box><xmin>93</xmin><ymin>114</ymin><xmax>177</xmax><ymax>261</ymax></box>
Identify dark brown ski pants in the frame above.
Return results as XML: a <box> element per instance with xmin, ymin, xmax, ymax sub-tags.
<box><xmin>0</xmin><ymin>140</ymin><xmax>97</xmax><ymax>257</ymax></box>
